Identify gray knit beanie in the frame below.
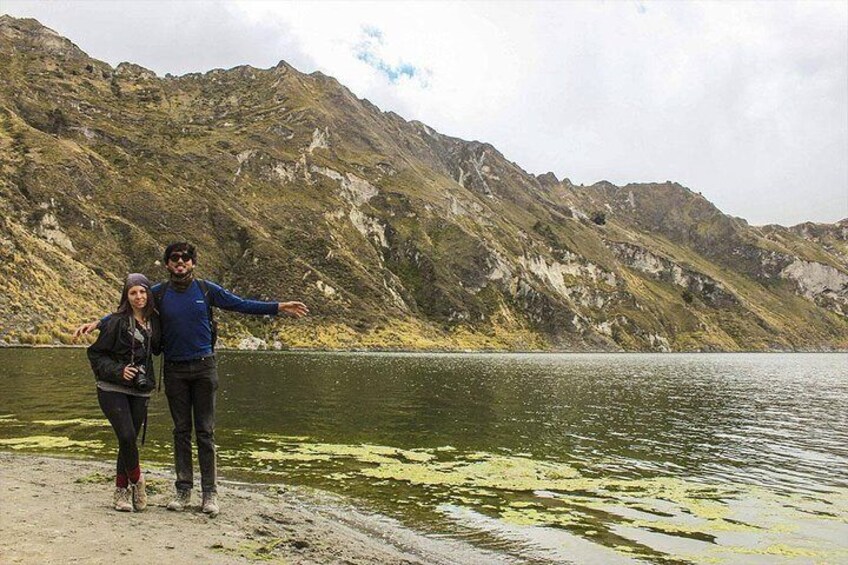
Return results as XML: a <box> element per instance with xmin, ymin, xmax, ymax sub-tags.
<box><xmin>125</xmin><ymin>273</ymin><xmax>151</xmax><ymax>290</ymax></box>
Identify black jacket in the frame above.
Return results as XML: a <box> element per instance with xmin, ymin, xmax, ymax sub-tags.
<box><xmin>87</xmin><ymin>313</ymin><xmax>161</xmax><ymax>391</ymax></box>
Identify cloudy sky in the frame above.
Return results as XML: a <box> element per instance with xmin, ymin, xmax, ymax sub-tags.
<box><xmin>5</xmin><ymin>1</ymin><xmax>847</xmax><ymax>226</ymax></box>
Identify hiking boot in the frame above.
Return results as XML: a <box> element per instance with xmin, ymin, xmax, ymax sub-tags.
<box><xmin>131</xmin><ymin>475</ymin><xmax>147</xmax><ymax>511</ymax></box>
<box><xmin>113</xmin><ymin>487</ymin><xmax>133</xmax><ymax>512</ymax></box>
<box><xmin>201</xmin><ymin>491</ymin><xmax>219</xmax><ymax>517</ymax></box>
<box><xmin>166</xmin><ymin>489</ymin><xmax>192</xmax><ymax>511</ymax></box>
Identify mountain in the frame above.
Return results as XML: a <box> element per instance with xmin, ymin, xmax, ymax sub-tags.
<box><xmin>0</xmin><ymin>16</ymin><xmax>845</xmax><ymax>351</ymax></box>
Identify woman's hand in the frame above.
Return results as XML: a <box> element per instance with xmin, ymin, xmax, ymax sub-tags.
<box><xmin>73</xmin><ymin>321</ymin><xmax>100</xmax><ymax>338</ymax></box>
<box><xmin>122</xmin><ymin>365</ymin><xmax>138</xmax><ymax>382</ymax></box>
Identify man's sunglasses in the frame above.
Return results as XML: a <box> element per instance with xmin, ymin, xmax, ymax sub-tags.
<box><xmin>168</xmin><ymin>252</ymin><xmax>193</xmax><ymax>263</ymax></box>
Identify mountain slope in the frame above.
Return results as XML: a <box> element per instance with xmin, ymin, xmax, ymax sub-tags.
<box><xmin>0</xmin><ymin>16</ymin><xmax>845</xmax><ymax>351</ymax></box>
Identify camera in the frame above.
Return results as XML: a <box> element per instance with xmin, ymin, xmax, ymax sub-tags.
<box><xmin>133</xmin><ymin>363</ymin><xmax>152</xmax><ymax>391</ymax></box>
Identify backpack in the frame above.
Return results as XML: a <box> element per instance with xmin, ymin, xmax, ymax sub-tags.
<box><xmin>153</xmin><ymin>279</ymin><xmax>217</xmax><ymax>351</ymax></box>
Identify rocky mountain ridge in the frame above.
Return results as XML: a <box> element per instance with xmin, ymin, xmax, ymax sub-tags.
<box><xmin>1</xmin><ymin>15</ymin><xmax>846</xmax><ymax>351</ymax></box>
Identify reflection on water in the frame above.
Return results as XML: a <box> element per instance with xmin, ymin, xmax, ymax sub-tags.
<box><xmin>1</xmin><ymin>350</ymin><xmax>846</xmax><ymax>563</ymax></box>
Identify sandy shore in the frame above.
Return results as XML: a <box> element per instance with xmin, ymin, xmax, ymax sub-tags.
<box><xmin>0</xmin><ymin>452</ymin><xmax>505</xmax><ymax>564</ymax></box>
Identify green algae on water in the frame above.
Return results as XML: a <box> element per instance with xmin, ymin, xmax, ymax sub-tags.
<box><xmin>499</xmin><ymin>507</ymin><xmax>579</xmax><ymax>528</ymax></box>
<box><xmin>33</xmin><ymin>418</ymin><xmax>110</xmax><ymax>428</ymax></box>
<box><xmin>248</xmin><ymin>441</ymin><xmax>437</xmax><ymax>466</ymax></box>
<box><xmin>254</xmin><ymin>434</ymin><xmax>311</xmax><ymax>443</ymax></box>
<box><xmin>251</xmin><ymin>450</ymin><xmax>333</xmax><ymax>462</ymax></box>
<box><xmin>231</xmin><ymin>435</ymin><xmax>848</xmax><ymax>565</ymax></box>
<box><xmin>724</xmin><ymin>543</ymin><xmax>839</xmax><ymax>558</ymax></box>
<box><xmin>360</xmin><ymin>453</ymin><xmax>584</xmax><ymax>491</ymax></box>
<box><xmin>0</xmin><ymin>435</ymin><xmax>103</xmax><ymax>450</ymax></box>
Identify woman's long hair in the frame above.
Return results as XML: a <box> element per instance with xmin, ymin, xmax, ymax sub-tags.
<box><xmin>115</xmin><ymin>284</ymin><xmax>157</xmax><ymax>321</ymax></box>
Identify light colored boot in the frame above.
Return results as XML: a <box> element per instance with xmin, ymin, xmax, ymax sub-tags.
<box><xmin>166</xmin><ymin>488</ymin><xmax>191</xmax><ymax>511</ymax></box>
<box><xmin>113</xmin><ymin>487</ymin><xmax>133</xmax><ymax>512</ymax></box>
<box><xmin>201</xmin><ymin>491</ymin><xmax>219</xmax><ymax>517</ymax></box>
<box><xmin>131</xmin><ymin>475</ymin><xmax>147</xmax><ymax>511</ymax></box>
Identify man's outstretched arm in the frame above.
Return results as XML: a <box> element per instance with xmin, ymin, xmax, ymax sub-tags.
<box><xmin>210</xmin><ymin>282</ymin><xmax>308</xmax><ymax>318</ymax></box>
<box><xmin>73</xmin><ymin>318</ymin><xmax>105</xmax><ymax>338</ymax></box>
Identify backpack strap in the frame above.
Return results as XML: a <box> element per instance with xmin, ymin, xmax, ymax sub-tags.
<box><xmin>196</xmin><ymin>279</ymin><xmax>214</xmax><ymax>323</ymax></box>
<box><xmin>196</xmin><ymin>279</ymin><xmax>217</xmax><ymax>351</ymax></box>
<box><xmin>153</xmin><ymin>281</ymin><xmax>168</xmax><ymax>393</ymax></box>
<box><xmin>153</xmin><ymin>280</ymin><xmax>169</xmax><ymax>305</ymax></box>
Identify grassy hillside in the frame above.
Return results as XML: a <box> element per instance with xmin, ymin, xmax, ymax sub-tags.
<box><xmin>0</xmin><ymin>16</ymin><xmax>845</xmax><ymax>351</ymax></box>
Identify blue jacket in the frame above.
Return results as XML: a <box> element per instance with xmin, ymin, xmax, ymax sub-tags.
<box><xmin>153</xmin><ymin>280</ymin><xmax>278</xmax><ymax>361</ymax></box>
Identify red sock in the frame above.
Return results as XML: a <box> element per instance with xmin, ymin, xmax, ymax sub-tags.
<box><xmin>116</xmin><ymin>473</ymin><xmax>128</xmax><ymax>488</ymax></box>
<box><xmin>128</xmin><ymin>465</ymin><xmax>141</xmax><ymax>484</ymax></box>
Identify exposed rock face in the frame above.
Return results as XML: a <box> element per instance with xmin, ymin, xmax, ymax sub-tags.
<box><xmin>0</xmin><ymin>16</ymin><xmax>845</xmax><ymax>351</ymax></box>
<box><xmin>609</xmin><ymin>243</ymin><xmax>737</xmax><ymax>308</ymax></box>
<box><xmin>787</xmin><ymin>220</ymin><xmax>848</xmax><ymax>264</ymax></box>
<box><xmin>308</xmin><ymin>127</ymin><xmax>329</xmax><ymax>153</ymax></box>
<box><xmin>37</xmin><ymin>213</ymin><xmax>77</xmax><ymax>253</ymax></box>
<box><xmin>781</xmin><ymin>259</ymin><xmax>848</xmax><ymax>315</ymax></box>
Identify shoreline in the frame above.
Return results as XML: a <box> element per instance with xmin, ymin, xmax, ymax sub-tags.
<box><xmin>0</xmin><ymin>452</ymin><xmax>503</xmax><ymax>564</ymax></box>
<box><xmin>1</xmin><ymin>343</ymin><xmax>846</xmax><ymax>354</ymax></box>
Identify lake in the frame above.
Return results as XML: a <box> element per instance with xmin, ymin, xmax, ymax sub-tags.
<box><xmin>0</xmin><ymin>350</ymin><xmax>846</xmax><ymax>563</ymax></box>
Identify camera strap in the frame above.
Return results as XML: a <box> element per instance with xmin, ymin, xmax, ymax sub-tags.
<box><xmin>129</xmin><ymin>316</ymin><xmax>152</xmax><ymax>444</ymax></box>
<box><xmin>129</xmin><ymin>317</ymin><xmax>152</xmax><ymax>365</ymax></box>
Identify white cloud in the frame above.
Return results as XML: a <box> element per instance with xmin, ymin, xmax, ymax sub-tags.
<box><xmin>4</xmin><ymin>0</ymin><xmax>846</xmax><ymax>225</ymax></box>
<box><xmin>2</xmin><ymin>0</ymin><xmax>316</xmax><ymax>74</ymax></box>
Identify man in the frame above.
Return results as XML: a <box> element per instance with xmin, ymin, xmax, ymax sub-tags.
<box><xmin>76</xmin><ymin>242</ymin><xmax>308</xmax><ymax>516</ymax></box>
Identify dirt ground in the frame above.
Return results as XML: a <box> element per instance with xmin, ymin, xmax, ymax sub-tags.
<box><xmin>0</xmin><ymin>452</ymin><xmax>506</xmax><ymax>564</ymax></box>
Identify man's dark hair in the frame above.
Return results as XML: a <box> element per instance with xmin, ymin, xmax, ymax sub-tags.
<box><xmin>163</xmin><ymin>242</ymin><xmax>197</xmax><ymax>263</ymax></box>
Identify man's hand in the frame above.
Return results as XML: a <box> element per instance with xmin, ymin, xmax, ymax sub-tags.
<box><xmin>73</xmin><ymin>320</ymin><xmax>100</xmax><ymax>339</ymax></box>
<box><xmin>278</xmin><ymin>301</ymin><xmax>308</xmax><ymax>318</ymax></box>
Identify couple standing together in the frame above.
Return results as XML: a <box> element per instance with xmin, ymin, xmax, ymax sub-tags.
<box><xmin>77</xmin><ymin>241</ymin><xmax>308</xmax><ymax>515</ymax></box>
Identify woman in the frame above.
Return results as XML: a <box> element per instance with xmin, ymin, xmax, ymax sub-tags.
<box><xmin>87</xmin><ymin>273</ymin><xmax>160</xmax><ymax>512</ymax></box>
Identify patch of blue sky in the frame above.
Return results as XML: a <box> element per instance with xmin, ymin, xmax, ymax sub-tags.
<box><xmin>354</xmin><ymin>27</ymin><xmax>427</xmax><ymax>85</ymax></box>
<box><xmin>356</xmin><ymin>49</ymin><xmax>419</xmax><ymax>82</ymax></box>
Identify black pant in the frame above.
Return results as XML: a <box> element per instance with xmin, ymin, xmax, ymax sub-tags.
<box><xmin>98</xmin><ymin>389</ymin><xmax>148</xmax><ymax>477</ymax></box>
<box><xmin>164</xmin><ymin>356</ymin><xmax>218</xmax><ymax>493</ymax></box>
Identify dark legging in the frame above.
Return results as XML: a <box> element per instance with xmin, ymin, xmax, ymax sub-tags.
<box><xmin>97</xmin><ymin>389</ymin><xmax>148</xmax><ymax>481</ymax></box>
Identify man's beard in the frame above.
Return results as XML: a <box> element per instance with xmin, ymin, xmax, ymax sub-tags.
<box><xmin>169</xmin><ymin>267</ymin><xmax>195</xmax><ymax>291</ymax></box>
